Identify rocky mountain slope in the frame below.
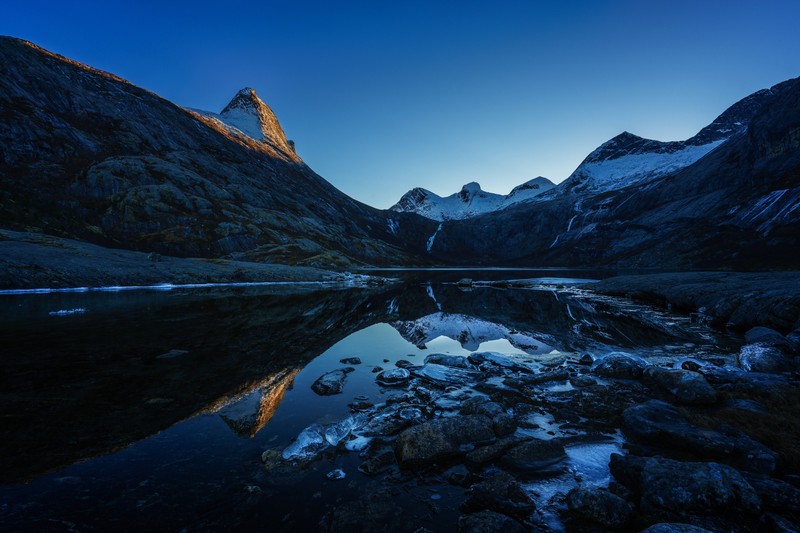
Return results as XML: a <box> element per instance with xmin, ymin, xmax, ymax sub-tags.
<box><xmin>391</xmin><ymin>177</ymin><xmax>555</xmax><ymax>221</ymax></box>
<box><xmin>0</xmin><ymin>37</ymin><xmax>436</xmax><ymax>267</ymax></box>
<box><xmin>427</xmin><ymin>78</ymin><xmax>800</xmax><ymax>270</ymax></box>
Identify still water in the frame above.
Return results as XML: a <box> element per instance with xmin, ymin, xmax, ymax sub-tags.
<box><xmin>0</xmin><ymin>271</ymin><xmax>740</xmax><ymax>531</ymax></box>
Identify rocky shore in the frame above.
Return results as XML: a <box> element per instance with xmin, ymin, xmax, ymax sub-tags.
<box><xmin>261</xmin><ymin>325</ymin><xmax>800</xmax><ymax>531</ymax></box>
<box><xmin>0</xmin><ymin>229</ymin><xmax>360</xmax><ymax>289</ymax></box>
<box><xmin>590</xmin><ymin>271</ymin><xmax>800</xmax><ymax>334</ymax></box>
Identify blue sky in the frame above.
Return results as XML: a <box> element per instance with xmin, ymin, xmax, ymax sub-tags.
<box><xmin>3</xmin><ymin>1</ymin><xmax>799</xmax><ymax>208</ymax></box>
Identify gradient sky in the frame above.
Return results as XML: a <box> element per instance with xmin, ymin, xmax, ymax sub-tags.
<box><xmin>3</xmin><ymin>1</ymin><xmax>799</xmax><ymax>208</ymax></box>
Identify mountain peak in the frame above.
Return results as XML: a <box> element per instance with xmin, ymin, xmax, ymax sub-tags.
<box><xmin>218</xmin><ymin>87</ymin><xmax>295</xmax><ymax>155</ymax></box>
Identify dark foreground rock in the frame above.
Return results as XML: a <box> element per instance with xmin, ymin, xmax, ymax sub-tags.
<box><xmin>642</xmin><ymin>367</ymin><xmax>717</xmax><ymax>405</ymax></box>
<box><xmin>395</xmin><ymin>415</ymin><xmax>494</xmax><ymax>466</ymax></box>
<box><xmin>738</xmin><ymin>342</ymin><xmax>794</xmax><ymax>373</ymax></box>
<box><xmin>592</xmin><ymin>352</ymin><xmax>648</xmax><ymax>379</ymax></box>
<box><xmin>458</xmin><ymin>510</ymin><xmax>526</xmax><ymax>533</ymax></box>
<box><xmin>461</xmin><ymin>470</ymin><xmax>535</xmax><ymax>518</ymax></box>
<box><xmin>622</xmin><ymin>400</ymin><xmax>778</xmax><ymax>473</ymax></box>
<box><xmin>566</xmin><ymin>487</ymin><xmax>634</xmax><ymax>528</ymax></box>
<box><xmin>640</xmin><ymin>524</ymin><xmax>713</xmax><ymax>533</ymax></box>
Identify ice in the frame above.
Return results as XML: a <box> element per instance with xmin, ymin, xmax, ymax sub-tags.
<box><xmin>282</xmin><ymin>423</ymin><xmax>328</xmax><ymax>461</ymax></box>
<box><xmin>324</xmin><ymin>414</ymin><xmax>367</xmax><ymax>446</ymax></box>
<box><xmin>48</xmin><ymin>308</ymin><xmax>86</xmax><ymax>316</ymax></box>
<box><xmin>412</xmin><ymin>363</ymin><xmax>479</xmax><ymax>386</ymax></box>
<box><xmin>344</xmin><ymin>435</ymin><xmax>372</xmax><ymax>451</ymax></box>
<box><xmin>564</xmin><ymin>441</ymin><xmax>622</xmax><ymax>487</ymax></box>
<box><xmin>326</xmin><ymin>469</ymin><xmax>346</xmax><ymax>480</ymax></box>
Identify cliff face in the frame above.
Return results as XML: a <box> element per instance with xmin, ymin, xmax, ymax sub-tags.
<box><xmin>0</xmin><ymin>37</ymin><xmax>433</xmax><ymax>266</ymax></box>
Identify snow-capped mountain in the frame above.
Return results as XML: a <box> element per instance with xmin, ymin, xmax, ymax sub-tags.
<box><xmin>391</xmin><ymin>177</ymin><xmax>555</xmax><ymax>221</ymax></box>
<box><xmin>189</xmin><ymin>87</ymin><xmax>297</xmax><ymax>160</ymax></box>
<box><xmin>556</xmin><ymin>87</ymin><xmax>776</xmax><ymax>195</ymax></box>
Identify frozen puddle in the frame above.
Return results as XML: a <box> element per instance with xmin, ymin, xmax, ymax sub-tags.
<box><xmin>524</xmin><ymin>439</ymin><xmax>623</xmax><ymax>531</ymax></box>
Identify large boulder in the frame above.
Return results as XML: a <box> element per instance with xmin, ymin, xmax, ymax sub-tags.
<box><xmin>311</xmin><ymin>367</ymin><xmax>355</xmax><ymax>395</ymax></box>
<box><xmin>395</xmin><ymin>415</ymin><xmax>494</xmax><ymax>466</ymax></box>
<box><xmin>638</xmin><ymin>457</ymin><xmax>761</xmax><ymax>519</ymax></box>
<box><xmin>737</xmin><ymin>342</ymin><xmax>793</xmax><ymax>373</ymax></box>
<box><xmin>566</xmin><ymin>487</ymin><xmax>633</xmax><ymax>528</ymax></box>
<box><xmin>375</xmin><ymin>367</ymin><xmax>411</xmax><ymax>386</ymax></box>
<box><xmin>744</xmin><ymin>327</ymin><xmax>794</xmax><ymax>351</ymax></box>
<box><xmin>642</xmin><ymin>366</ymin><xmax>717</xmax><ymax>405</ymax></box>
<box><xmin>622</xmin><ymin>400</ymin><xmax>777</xmax><ymax>473</ymax></box>
<box><xmin>461</xmin><ymin>470</ymin><xmax>536</xmax><ymax>518</ymax></box>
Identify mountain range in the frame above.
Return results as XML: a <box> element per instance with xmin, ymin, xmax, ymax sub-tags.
<box><xmin>1</xmin><ymin>36</ymin><xmax>798</xmax><ymax>275</ymax></box>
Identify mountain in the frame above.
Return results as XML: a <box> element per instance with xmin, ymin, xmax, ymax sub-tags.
<box><xmin>554</xmin><ymin>88</ymin><xmax>775</xmax><ymax>196</ymax></box>
<box><xmin>390</xmin><ymin>177</ymin><xmax>555</xmax><ymax>221</ymax></box>
<box><xmin>426</xmin><ymin>78</ymin><xmax>800</xmax><ymax>270</ymax></box>
<box><xmin>189</xmin><ymin>87</ymin><xmax>297</xmax><ymax>159</ymax></box>
<box><xmin>0</xmin><ymin>37</ymin><xmax>436</xmax><ymax>267</ymax></box>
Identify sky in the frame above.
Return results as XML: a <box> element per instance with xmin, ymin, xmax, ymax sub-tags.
<box><xmin>3</xmin><ymin>1</ymin><xmax>799</xmax><ymax>208</ymax></box>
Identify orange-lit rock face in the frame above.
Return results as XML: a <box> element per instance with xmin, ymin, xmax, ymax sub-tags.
<box><xmin>216</xmin><ymin>369</ymin><xmax>301</xmax><ymax>438</ymax></box>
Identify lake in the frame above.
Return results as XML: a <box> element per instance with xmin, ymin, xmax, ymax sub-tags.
<box><xmin>0</xmin><ymin>271</ymin><xmax>742</xmax><ymax>531</ymax></box>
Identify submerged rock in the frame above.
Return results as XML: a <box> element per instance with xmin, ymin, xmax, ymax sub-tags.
<box><xmin>566</xmin><ymin>487</ymin><xmax>633</xmax><ymax>528</ymax></box>
<box><xmin>461</xmin><ymin>471</ymin><xmax>536</xmax><ymax>518</ymax></box>
<box><xmin>339</xmin><ymin>357</ymin><xmax>362</xmax><ymax>365</ymax></box>
<box><xmin>738</xmin><ymin>342</ymin><xmax>793</xmax><ymax>373</ymax></box>
<box><xmin>642</xmin><ymin>366</ymin><xmax>717</xmax><ymax>405</ymax></box>
<box><xmin>311</xmin><ymin>367</ymin><xmax>355</xmax><ymax>396</ymax></box>
<box><xmin>375</xmin><ymin>367</ymin><xmax>411</xmax><ymax>386</ymax></box>
<box><xmin>395</xmin><ymin>414</ymin><xmax>494</xmax><ymax>466</ymax></box>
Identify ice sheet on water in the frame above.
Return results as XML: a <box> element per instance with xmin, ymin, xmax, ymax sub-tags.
<box><xmin>282</xmin><ymin>423</ymin><xmax>328</xmax><ymax>461</ymax></box>
<box><xmin>324</xmin><ymin>414</ymin><xmax>367</xmax><ymax>446</ymax></box>
<box><xmin>412</xmin><ymin>363</ymin><xmax>479</xmax><ymax>385</ymax></box>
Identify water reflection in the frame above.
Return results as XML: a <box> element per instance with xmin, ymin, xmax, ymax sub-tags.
<box><xmin>0</xmin><ymin>274</ymin><xmax>740</xmax><ymax>530</ymax></box>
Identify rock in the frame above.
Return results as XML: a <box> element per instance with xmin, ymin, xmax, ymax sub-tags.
<box><xmin>738</xmin><ymin>343</ymin><xmax>793</xmax><ymax>373</ymax></box>
<box><xmin>444</xmin><ymin>464</ymin><xmax>472</xmax><ymax>486</ymax></box>
<box><xmin>640</xmin><ymin>524</ymin><xmax>713</xmax><ymax>533</ymax></box>
<box><xmin>326</xmin><ymin>469</ymin><xmax>346</xmax><ymax>480</ymax></box>
<box><xmin>609</xmin><ymin>453</ymin><xmax>647</xmax><ymax>491</ymax></box>
<box><xmin>395</xmin><ymin>359</ymin><xmax>415</xmax><ymax>369</ymax></box>
<box><xmin>592</xmin><ymin>352</ymin><xmax>648</xmax><ymax>379</ymax></box>
<box><xmin>642</xmin><ymin>366</ymin><xmax>717</xmax><ymax>405</ymax></box>
<box><xmin>339</xmin><ymin>357</ymin><xmax>361</xmax><ymax>365</ymax></box>
<box><xmin>466</xmin><ymin>436</ymin><xmax>529</xmax><ymax>465</ymax></box>
<box><xmin>492</xmin><ymin>413</ymin><xmax>517</xmax><ymax>437</ymax></box>
<box><xmin>578</xmin><ymin>353</ymin><xmax>594</xmax><ymax>365</ymax></box>
<box><xmin>311</xmin><ymin>367</ymin><xmax>355</xmax><ymax>395</ymax></box>
<box><xmin>570</xmin><ymin>375</ymin><xmax>597</xmax><ymax>387</ymax></box>
<box><xmin>622</xmin><ymin>400</ymin><xmax>778</xmax><ymax>474</ymax></box>
<box><xmin>457</xmin><ymin>510</ymin><xmax>526</xmax><ymax>533</ymax></box>
<box><xmin>469</xmin><ymin>352</ymin><xmax>528</xmax><ymax>371</ymax></box>
<box><xmin>566</xmin><ymin>487</ymin><xmax>633</xmax><ymax>528</ymax></box>
<box><xmin>375</xmin><ymin>367</ymin><xmax>411</xmax><ymax>386</ymax></box>
<box><xmin>461</xmin><ymin>471</ymin><xmax>536</xmax><ymax>518</ymax></box>
<box><xmin>456</xmin><ymin>278</ymin><xmax>473</xmax><ymax>287</ymax></box>
<box><xmin>425</xmin><ymin>353</ymin><xmax>470</xmax><ymax>368</ymax></box>
<box><xmin>761</xmin><ymin>513</ymin><xmax>800</xmax><ymax>532</ymax></box>
<box><xmin>348</xmin><ymin>399</ymin><xmax>374</xmax><ymax>412</ymax></box>
<box><xmin>358</xmin><ymin>449</ymin><xmax>396</xmax><ymax>476</ymax></box>
<box><xmin>500</xmin><ymin>439</ymin><xmax>566</xmax><ymax>474</ymax></box>
<box><xmin>638</xmin><ymin>457</ymin><xmax>761</xmax><ymax>519</ymax></box>
<box><xmin>743</xmin><ymin>473</ymin><xmax>800</xmax><ymax>514</ymax></box>
<box><xmin>461</xmin><ymin>396</ymin><xmax>503</xmax><ymax>417</ymax></box>
<box><xmin>371</xmin><ymin>366</ymin><xmax>382</xmax><ymax>373</ymax></box>
<box><xmin>506</xmin><ymin>369</ymin><xmax>569</xmax><ymax>386</ymax></box>
<box><xmin>395</xmin><ymin>415</ymin><xmax>494</xmax><ymax>466</ymax></box>
<box><xmin>745</xmin><ymin>327</ymin><xmax>794</xmax><ymax>351</ymax></box>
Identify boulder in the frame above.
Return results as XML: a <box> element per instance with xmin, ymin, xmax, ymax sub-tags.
<box><xmin>375</xmin><ymin>367</ymin><xmax>411</xmax><ymax>386</ymax></box>
<box><xmin>458</xmin><ymin>510</ymin><xmax>526</xmax><ymax>533</ymax></box>
<box><xmin>566</xmin><ymin>487</ymin><xmax>633</xmax><ymax>528</ymax></box>
<box><xmin>460</xmin><ymin>396</ymin><xmax>503</xmax><ymax>417</ymax></box>
<box><xmin>461</xmin><ymin>471</ymin><xmax>536</xmax><ymax>518</ymax></box>
<box><xmin>642</xmin><ymin>366</ymin><xmax>717</xmax><ymax>405</ymax></box>
<box><xmin>339</xmin><ymin>357</ymin><xmax>362</xmax><ymax>365</ymax></box>
<box><xmin>311</xmin><ymin>367</ymin><xmax>355</xmax><ymax>395</ymax></box>
<box><xmin>638</xmin><ymin>457</ymin><xmax>761</xmax><ymax>519</ymax></box>
<box><xmin>500</xmin><ymin>439</ymin><xmax>566</xmax><ymax>475</ymax></box>
<box><xmin>570</xmin><ymin>375</ymin><xmax>597</xmax><ymax>387</ymax></box>
<box><xmin>592</xmin><ymin>353</ymin><xmax>648</xmax><ymax>379</ymax></box>
<box><xmin>395</xmin><ymin>415</ymin><xmax>494</xmax><ymax>466</ymax></box>
<box><xmin>738</xmin><ymin>342</ymin><xmax>793</xmax><ymax>373</ymax></box>
<box><xmin>744</xmin><ymin>327</ymin><xmax>794</xmax><ymax>351</ymax></box>
<box><xmin>622</xmin><ymin>400</ymin><xmax>778</xmax><ymax>474</ymax></box>
<box><xmin>492</xmin><ymin>413</ymin><xmax>517</xmax><ymax>437</ymax></box>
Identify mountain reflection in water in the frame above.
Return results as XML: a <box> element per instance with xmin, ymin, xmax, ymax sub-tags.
<box><xmin>0</xmin><ymin>273</ymin><xmax>740</xmax><ymax>530</ymax></box>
